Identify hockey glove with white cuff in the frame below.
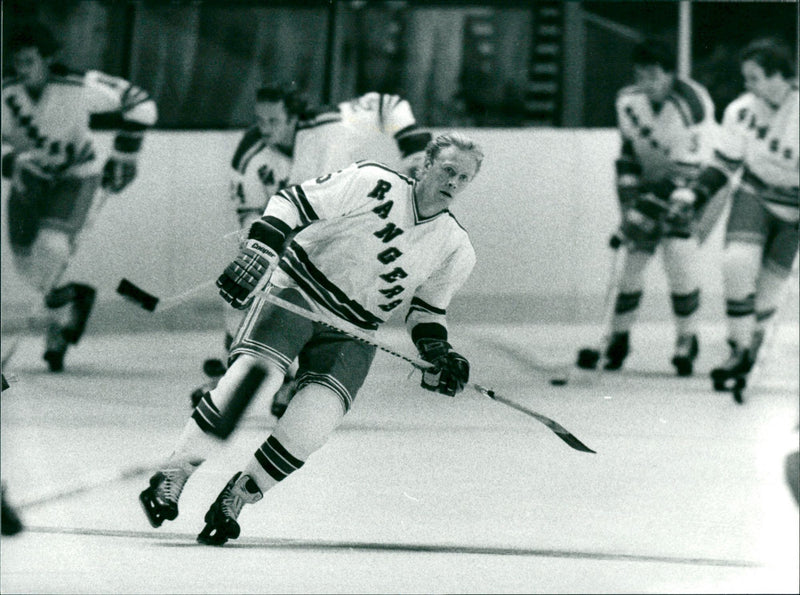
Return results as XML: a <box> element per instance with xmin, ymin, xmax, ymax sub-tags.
<box><xmin>416</xmin><ymin>338</ymin><xmax>470</xmax><ymax>397</ymax></box>
<box><xmin>620</xmin><ymin>193</ymin><xmax>668</xmax><ymax>251</ymax></box>
<box><xmin>102</xmin><ymin>151</ymin><xmax>138</xmax><ymax>193</ymax></box>
<box><xmin>217</xmin><ymin>239</ymin><xmax>279</xmax><ymax>310</ymax></box>
<box><xmin>664</xmin><ymin>187</ymin><xmax>696</xmax><ymax>239</ymax></box>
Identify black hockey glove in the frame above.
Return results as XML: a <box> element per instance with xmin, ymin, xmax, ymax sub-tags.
<box><xmin>102</xmin><ymin>152</ymin><xmax>138</xmax><ymax>193</ymax></box>
<box><xmin>620</xmin><ymin>193</ymin><xmax>667</xmax><ymax>251</ymax></box>
<box><xmin>416</xmin><ymin>338</ymin><xmax>470</xmax><ymax>397</ymax></box>
<box><xmin>664</xmin><ymin>187</ymin><xmax>696</xmax><ymax>239</ymax></box>
<box><xmin>217</xmin><ymin>239</ymin><xmax>279</xmax><ymax>310</ymax></box>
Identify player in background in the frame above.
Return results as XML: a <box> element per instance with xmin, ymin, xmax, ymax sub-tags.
<box><xmin>2</xmin><ymin>23</ymin><xmax>158</xmax><ymax>372</ymax></box>
<box><xmin>140</xmin><ymin>132</ymin><xmax>482</xmax><ymax>546</ymax></box>
<box><xmin>195</xmin><ymin>85</ymin><xmax>431</xmax><ymax>416</ymax></box>
<box><xmin>581</xmin><ymin>39</ymin><xmax>717</xmax><ymax>375</ymax></box>
<box><xmin>670</xmin><ymin>38</ymin><xmax>798</xmax><ymax>394</ymax></box>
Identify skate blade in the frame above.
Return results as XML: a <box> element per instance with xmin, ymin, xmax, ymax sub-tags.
<box><xmin>197</xmin><ymin>524</ymin><xmax>229</xmax><ymax>546</ymax></box>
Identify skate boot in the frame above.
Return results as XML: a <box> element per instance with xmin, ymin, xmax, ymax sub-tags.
<box><xmin>43</xmin><ymin>323</ymin><xmax>68</xmax><ymax>372</ymax></box>
<box><xmin>270</xmin><ymin>377</ymin><xmax>298</xmax><ymax>419</ymax></box>
<box><xmin>671</xmin><ymin>333</ymin><xmax>699</xmax><ymax>377</ymax></box>
<box><xmin>61</xmin><ymin>284</ymin><xmax>96</xmax><ymax>344</ymax></box>
<box><xmin>603</xmin><ymin>332</ymin><xmax>630</xmax><ymax>371</ymax></box>
<box><xmin>1</xmin><ymin>485</ymin><xmax>24</xmax><ymax>536</ymax></box>
<box><xmin>139</xmin><ymin>466</ymin><xmax>192</xmax><ymax>528</ymax></box>
<box><xmin>197</xmin><ymin>472</ymin><xmax>263</xmax><ymax>546</ymax></box>
<box><xmin>710</xmin><ymin>340</ymin><xmax>754</xmax><ymax>393</ymax></box>
<box><xmin>190</xmin><ymin>358</ymin><xmax>227</xmax><ymax>408</ymax></box>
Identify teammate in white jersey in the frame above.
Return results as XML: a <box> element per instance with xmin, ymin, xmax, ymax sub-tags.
<box><xmin>2</xmin><ymin>23</ymin><xmax>157</xmax><ymax>371</ymax></box>
<box><xmin>671</xmin><ymin>38</ymin><xmax>799</xmax><ymax>393</ymax></box>
<box><xmin>140</xmin><ymin>132</ymin><xmax>482</xmax><ymax>545</ymax></box>
<box><xmin>578</xmin><ymin>39</ymin><xmax>717</xmax><ymax>375</ymax></box>
<box><xmin>196</xmin><ymin>85</ymin><xmax>431</xmax><ymax>415</ymax></box>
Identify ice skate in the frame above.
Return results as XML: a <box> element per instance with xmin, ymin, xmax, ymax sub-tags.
<box><xmin>710</xmin><ymin>340</ymin><xmax>754</xmax><ymax>393</ymax></box>
<box><xmin>139</xmin><ymin>466</ymin><xmax>191</xmax><ymax>528</ymax></box>
<box><xmin>671</xmin><ymin>333</ymin><xmax>698</xmax><ymax>377</ymax></box>
<box><xmin>1</xmin><ymin>485</ymin><xmax>24</xmax><ymax>536</ymax></box>
<box><xmin>270</xmin><ymin>377</ymin><xmax>298</xmax><ymax>419</ymax></box>
<box><xmin>603</xmin><ymin>332</ymin><xmax>630</xmax><ymax>371</ymax></box>
<box><xmin>197</xmin><ymin>472</ymin><xmax>262</xmax><ymax>546</ymax></box>
<box><xmin>43</xmin><ymin>323</ymin><xmax>68</xmax><ymax>373</ymax></box>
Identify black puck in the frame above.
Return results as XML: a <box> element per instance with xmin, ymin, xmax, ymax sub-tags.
<box><xmin>550</xmin><ymin>378</ymin><xmax>568</xmax><ymax>386</ymax></box>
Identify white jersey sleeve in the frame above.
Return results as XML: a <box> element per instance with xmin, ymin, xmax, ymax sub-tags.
<box><xmin>84</xmin><ymin>70</ymin><xmax>157</xmax><ymax>128</ymax></box>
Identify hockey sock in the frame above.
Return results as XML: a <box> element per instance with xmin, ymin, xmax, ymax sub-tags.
<box><xmin>244</xmin><ymin>434</ymin><xmax>305</xmax><ymax>495</ymax></box>
<box><xmin>610</xmin><ymin>290</ymin><xmax>642</xmax><ymax>334</ymax></box>
<box><xmin>671</xmin><ymin>288</ymin><xmax>700</xmax><ymax>336</ymax></box>
<box><xmin>725</xmin><ymin>293</ymin><xmax>756</xmax><ymax>349</ymax></box>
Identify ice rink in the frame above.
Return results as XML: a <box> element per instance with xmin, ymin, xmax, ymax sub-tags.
<box><xmin>1</xmin><ymin>320</ymin><xmax>798</xmax><ymax>594</ymax></box>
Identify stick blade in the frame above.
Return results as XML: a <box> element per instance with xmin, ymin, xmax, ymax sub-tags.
<box><xmin>117</xmin><ymin>278</ymin><xmax>159</xmax><ymax>312</ymax></box>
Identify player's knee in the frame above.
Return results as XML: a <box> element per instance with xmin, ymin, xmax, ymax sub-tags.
<box><xmin>16</xmin><ymin>230</ymin><xmax>70</xmax><ymax>292</ymax></box>
<box><xmin>723</xmin><ymin>242</ymin><xmax>760</xmax><ymax>296</ymax></box>
<box><xmin>210</xmin><ymin>354</ymin><xmax>285</xmax><ymax>408</ymax></box>
<box><xmin>272</xmin><ymin>383</ymin><xmax>345</xmax><ymax>460</ymax></box>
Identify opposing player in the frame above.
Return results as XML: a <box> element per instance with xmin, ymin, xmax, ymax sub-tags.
<box><xmin>195</xmin><ymin>85</ymin><xmax>431</xmax><ymax>416</ymax></box>
<box><xmin>671</xmin><ymin>38</ymin><xmax>798</xmax><ymax>395</ymax></box>
<box><xmin>579</xmin><ymin>39</ymin><xmax>717</xmax><ymax>375</ymax></box>
<box><xmin>140</xmin><ymin>132</ymin><xmax>482</xmax><ymax>545</ymax></box>
<box><xmin>2</xmin><ymin>23</ymin><xmax>158</xmax><ymax>371</ymax></box>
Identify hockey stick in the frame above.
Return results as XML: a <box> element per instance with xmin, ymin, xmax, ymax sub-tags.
<box><xmin>255</xmin><ymin>289</ymin><xmax>595</xmax><ymax>454</ymax></box>
<box><xmin>575</xmin><ymin>234</ymin><xmax>625</xmax><ymax>370</ymax></box>
<box><xmin>114</xmin><ymin>277</ymin><xmax>595</xmax><ymax>453</ymax></box>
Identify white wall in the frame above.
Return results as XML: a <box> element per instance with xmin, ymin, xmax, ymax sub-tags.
<box><xmin>1</xmin><ymin>128</ymin><xmax>745</xmax><ymax>330</ymax></box>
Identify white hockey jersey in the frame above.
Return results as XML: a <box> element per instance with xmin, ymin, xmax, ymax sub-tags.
<box><xmin>615</xmin><ymin>77</ymin><xmax>717</xmax><ymax>187</ymax></box>
<box><xmin>2</xmin><ymin>69</ymin><xmax>157</xmax><ymax>177</ymax></box>
<box><xmin>265</xmin><ymin>161</ymin><xmax>475</xmax><ymax>334</ymax></box>
<box><xmin>229</xmin><ymin>126</ymin><xmax>293</xmax><ymax>227</ymax></box>
<box><xmin>712</xmin><ymin>85</ymin><xmax>799</xmax><ymax>219</ymax></box>
<box><xmin>290</xmin><ymin>92</ymin><xmax>420</xmax><ymax>184</ymax></box>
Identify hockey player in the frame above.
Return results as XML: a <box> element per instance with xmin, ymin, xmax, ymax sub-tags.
<box><xmin>670</xmin><ymin>38</ymin><xmax>798</xmax><ymax>394</ymax></box>
<box><xmin>580</xmin><ymin>39</ymin><xmax>717</xmax><ymax>375</ymax></box>
<box><xmin>2</xmin><ymin>23</ymin><xmax>158</xmax><ymax>371</ymax></box>
<box><xmin>195</xmin><ymin>85</ymin><xmax>431</xmax><ymax>417</ymax></box>
<box><xmin>140</xmin><ymin>132</ymin><xmax>482</xmax><ymax>545</ymax></box>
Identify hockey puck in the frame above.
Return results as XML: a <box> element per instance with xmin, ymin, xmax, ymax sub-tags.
<box><xmin>550</xmin><ymin>377</ymin><xmax>568</xmax><ymax>386</ymax></box>
<box><xmin>117</xmin><ymin>278</ymin><xmax>160</xmax><ymax>312</ymax></box>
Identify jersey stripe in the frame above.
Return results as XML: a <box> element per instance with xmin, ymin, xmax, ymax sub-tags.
<box><xmin>669</xmin><ymin>79</ymin><xmax>706</xmax><ymax>125</ymax></box>
<box><xmin>280</xmin><ymin>242</ymin><xmax>382</xmax><ymax>330</ymax></box>
<box><xmin>276</xmin><ymin>185</ymin><xmax>319</xmax><ymax>226</ymax></box>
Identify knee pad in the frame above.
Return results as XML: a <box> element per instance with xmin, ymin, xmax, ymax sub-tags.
<box><xmin>272</xmin><ymin>384</ymin><xmax>346</xmax><ymax>460</ymax></box>
<box><xmin>23</xmin><ymin>229</ymin><xmax>71</xmax><ymax>292</ymax></box>
<box><xmin>723</xmin><ymin>242</ymin><xmax>761</xmax><ymax>300</ymax></box>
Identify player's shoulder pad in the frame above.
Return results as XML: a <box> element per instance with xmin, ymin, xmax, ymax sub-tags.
<box><xmin>722</xmin><ymin>92</ymin><xmax>756</xmax><ymax>124</ymax></box>
<box><xmin>355</xmin><ymin>160</ymin><xmax>415</xmax><ymax>185</ymax></box>
<box><xmin>48</xmin><ymin>63</ymin><xmax>85</xmax><ymax>87</ymax></box>
<box><xmin>667</xmin><ymin>78</ymin><xmax>707</xmax><ymax>125</ymax></box>
<box><xmin>231</xmin><ymin>126</ymin><xmax>264</xmax><ymax>170</ymax></box>
<box><xmin>616</xmin><ymin>84</ymin><xmax>642</xmax><ymax>103</ymax></box>
<box><xmin>297</xmin><ymin>104</ymin><xmax>341</xmax><ymax>130</ymax></box>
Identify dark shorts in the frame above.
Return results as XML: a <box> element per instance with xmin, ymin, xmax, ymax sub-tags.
<box><xmin>229</xmin><ymin>287</ymin><xmax>377</xmax><ymax>413</ymax></box>
<box><xmin>7</xmin><ymin>172</ymin><xmax>101</xmax><ymax>255</ymax></box>
<box><xmin>726</xmin><ymin>186</ymin><xmax>800</xmax><ymax>273</ymax></box>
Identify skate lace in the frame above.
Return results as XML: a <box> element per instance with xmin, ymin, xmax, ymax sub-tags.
<box><xmin>158</xmin><ymin>468</ymin><xmax>189</xmax><ymax>505</ymax></box>
<box><xmin>221</xmin><ymin>475</ymin><xmax>262</xmax><ymax>520</ymax></box>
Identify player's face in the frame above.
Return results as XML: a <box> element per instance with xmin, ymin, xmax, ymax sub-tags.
<box><xmin>741</xmin><ymin>60</ymin><xmax>783</xmax><ymax>104</ymax></box>
<box><xmin>633</xmin><ymin>64</ymin><xmax>672</xmax><ymax>103</ymax></box>
<box><xmin>254</xmin><ymin>101</ymin><xmax>293</xmax><ymax>146</ymax></box>
<box><xmin>415</xmin><ymin>145</ymin><xmax>479</xmax><ymax>215</ymax></box>
<box><xmin>13</xmin><ymin>47</ymin><xmax>50</xmax><ymax>91</ymax></box>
